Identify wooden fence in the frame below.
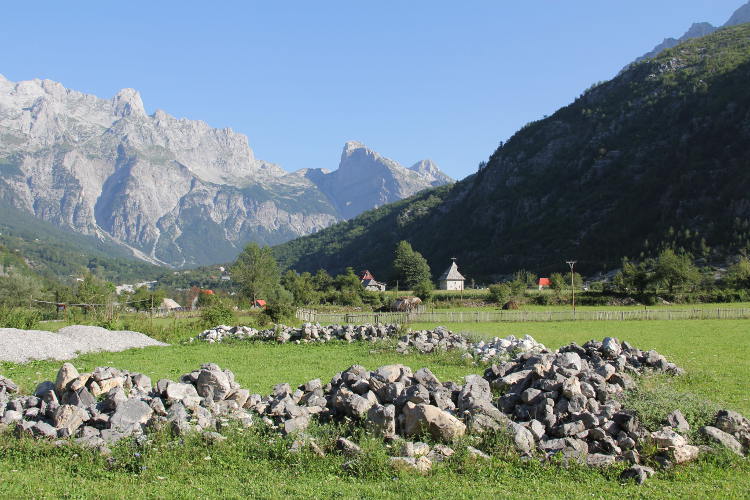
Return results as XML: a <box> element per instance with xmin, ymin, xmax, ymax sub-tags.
<box><xmin>295</xmin><ymin>307</ymin><xmax>750</xmax><ymax>325</ymax></box>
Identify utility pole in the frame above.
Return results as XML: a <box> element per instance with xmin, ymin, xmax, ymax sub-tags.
<box><xmin>566</xmin><ymin>260</ymin><xmax>577</xmax><ymax>315</ymax></box>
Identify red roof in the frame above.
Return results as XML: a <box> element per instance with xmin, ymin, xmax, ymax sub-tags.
<box><xmin>201</xmin><ymin>289</ymin><xmax>215</xmax><ymax>295</ymax></box>
<box><xmin>254</xmin><ymin>299</ymin><xmax>267</xmax><ymax>307</ymax></box>
<box><xmin>359</xmin><ymin>270</ymin><xmax>375</xmax><ymax>281</ymax></box>
<box><xmin>538</xmin><ymin>278</ymin><xmax>551</xmax><ymax>286</ymax></box>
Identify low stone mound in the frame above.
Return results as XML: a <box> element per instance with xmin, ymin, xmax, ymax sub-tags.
<box><xmin>3</xmin><ymin>337</ymin><xmax>745</xmax><ymax>483</ymax></box>
<box><xmin>397</xmin><ymin>329</ymin><xmax>546</xmax><ymax>363</ymax></box>
<box><xmin>196</xmin><ymin>324</ymin><xmax>547</xmax><ymax>363</ymax></box>
<box><xmin>0</xmin><ymin>362</ymin><xmax>253</xmax><ymax>451</ymax></box>
<box><xmin>195</xmin><ymin>323</ymin><xmax>400</xmax><ymax>344</ymax></box>
<box><xmin>0</xmin><ymin>325</ymin><xmax>168</xmax><ymax>363</ymax></box>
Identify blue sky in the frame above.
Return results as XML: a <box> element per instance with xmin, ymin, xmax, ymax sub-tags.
<box><xmin>0</xmin><ymin>1</ymin><xmax>743</xmax><ymax>179</ymax></box>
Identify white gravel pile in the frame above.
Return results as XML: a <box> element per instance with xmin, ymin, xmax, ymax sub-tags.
<box><xmin>0</xmin><ymin>325</ymin><xmax>168</xmax><ymax>363</ymax></box>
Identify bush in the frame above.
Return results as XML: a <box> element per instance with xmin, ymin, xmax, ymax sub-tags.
<box><xmin>412</xmin><ymin>280</ymin><xmax>434</xmax><ymax>302</ymax></box>
<box><xmin>488</xmin><ymin>283</ymin><xmax>511</xmax><ymax>305</ymax></box>
<box><xmin>261</xmin><ymin>287</ymin><xmax>296</xmax><ymax>324</ymax></box>
<box><xmin>0</xmin><ymin>307</ymin><xmax>41</xmax><ymax>329</ymax></box>
<box><xmin>200</xmin><ymin>300</ymin><xmax>236</xmax><ymax>327</ymax></box>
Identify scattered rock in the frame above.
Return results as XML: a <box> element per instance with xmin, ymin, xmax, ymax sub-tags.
<box><xmin>701</xmin><ymin>426</ymin><xmax>744</xmax><ymax>456</ymax></box>
<box><xmin>621</xmin><ymin>464</ymin><xmax>655</xmax><ymax>484</ymax></box>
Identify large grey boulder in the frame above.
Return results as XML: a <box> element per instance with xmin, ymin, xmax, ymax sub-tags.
<box><xmin>196</xmin><ymin>368</ymin><xmax>232</xmax><ymax>401</ymax></box>
<box><xmin>401</xmin><ymin>402</ymin><xmax>466</xmax><ymax>441</ymax></box>
<box><xmin>701</xmin><ymin>426</ymin><xmax>744</xmax><ymax>456</ymax></box>
<box><xmin>109</xmin><ymin>399</ymin><xmax>153</xmax><ymax>433</ymax></box>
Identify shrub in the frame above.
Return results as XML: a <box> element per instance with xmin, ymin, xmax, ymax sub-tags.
<box><xmin>200</xmin><ymin>300</ymin><xmax>236</xmax><ymax>327</ymax></box>
<box><xmin>488</xmin><ymin>283</ymin><xmax>511</xmax><ymax>305</ymax></box>
<box><xmin>0</xmin><ymin>307</ymin><xmax>42</xmax><ymax>329</ymax></box>
<box><xmin>412</xmin><ymin>280</ymin><xmax>434</xmax><ymax>302</ymax></box>
<box><xmin>261</xmin><ymin>287</ymin><xmax>296</xmax><ymax>324</ymax></box>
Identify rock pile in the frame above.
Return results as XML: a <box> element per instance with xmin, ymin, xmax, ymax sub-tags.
<box><xmin>3</xmin><ymin>337</ymin><xmax>747</xmax><ymax>483</ymax></box>
<box><xmin>0</xmin><ymin>362</ymin><xmax>255</xmax><ymax>451</ymax></box>
<box><xmin>196</xmin><ymin>323</ymin><xmax>401</xmax><ymax>344</ymax></box>
<box><xmin>398</xmin><ymin>329</ymin><xmax>547</xmax><ymax>362</ymax></box>
<box><xmin>198</xmin><ymin>323</ymin><xmax>547</xmax><ymax>364</ymax></box>
<box><xmin>483</xmin><ymin>337</ymin><xmax>686</xmax><ymax>466</ymax></box>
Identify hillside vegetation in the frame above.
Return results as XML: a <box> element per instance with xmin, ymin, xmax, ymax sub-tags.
<box><xmin>274</xmin><ymin>24</ymin><xmax>750</xmax><ymax>280</ymax></box>
<box><xmin>0</xmin><ymin>201</ymin><xmax>163</xmax><ymax>283</ymax></box>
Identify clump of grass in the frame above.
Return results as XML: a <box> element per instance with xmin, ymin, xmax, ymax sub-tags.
<box><xmin>622</xmin><ymin>374</ymin><xmax>719</xmax><ymax>438</ymax></box>
<box><xmin>0</xmin><ymin>307</ymin><xmax>41</xmax><ymax>329</ymax></box>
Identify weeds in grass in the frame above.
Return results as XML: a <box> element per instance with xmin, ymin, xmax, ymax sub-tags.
<box><xmin>623</xmin><ymin>374</ymin><xmax>719</xmax><ymax>439</ymax></box>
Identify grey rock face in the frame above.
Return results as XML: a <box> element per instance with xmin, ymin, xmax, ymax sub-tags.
<box><xmin>0</xmin><ymin>78</ymin><xmax>450</xmax><ymax>267</ymax></box>
<box><xmin>304</xmin><ymin>141</ymin><xmax>451</xmax><ymax>220</ymax></box>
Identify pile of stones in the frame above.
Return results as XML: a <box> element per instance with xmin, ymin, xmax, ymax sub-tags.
<box><xmin>2</xmin><ymin>337</ymin><xmax>748</xmax><ymax>483</ymax></box>
<box><xmin>483</xmin><ymin>337</ymin><xmax>689</xmax><ymax>467</ymax></box>
<box><xmin>195</xmin><ymin>323</ymin><xmax>401</xmax><ymax>344</ymax></box>
<box><xmin>198</xmin><ymin>323</ymin><xmax>547</xmax><ymax>364</ymax></box>
<box><xmin>397</xmin><ymin>328</ymin><xmax>546</xmax><ymax>362</ymax></box>
<box><xmin>0</xmin><ymin>362</ymin><xmax>255</xmax><ymax>452</ymax></box>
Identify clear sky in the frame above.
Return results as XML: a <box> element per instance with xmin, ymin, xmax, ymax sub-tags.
<box><xmin>0</xmin><ymin>1</ymin><xmax>743</xmax><ymax>179</ymax></box>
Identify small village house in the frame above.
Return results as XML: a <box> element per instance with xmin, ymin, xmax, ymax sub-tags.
<box><xmin>359</xmin><ymin>270</ymin><xmax>386</xmax><ymax>291</ymax></box>
<box><xmin>538</xmin><ymin>277</ymin><xmax>551</xmax><ymax>291</ymax></box>
<box><xmin>439</xmin><ymin>259</ymin><xmax>465</xmax><ymax>291</ymax></box>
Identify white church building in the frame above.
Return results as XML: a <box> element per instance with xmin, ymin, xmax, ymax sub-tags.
<box><xmin>439</xmin><ymin>259</ymin><xmax>465</xmax><ymax>291</ymax></box>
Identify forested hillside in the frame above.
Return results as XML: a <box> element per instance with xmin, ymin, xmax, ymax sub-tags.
<box><xmin>0</xmin><ymin>201</ymin><xmax>163</xmax><ymax>283</ymax></box>
<box><xmin>274</xmin><ymin>24</ymin><xmax>750</xmax><ymax>280</ymax></box>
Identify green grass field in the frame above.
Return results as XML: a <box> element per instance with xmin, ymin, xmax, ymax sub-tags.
<box><xmin>1</xmin><ymin>319</ymin><xmax>749</xmax><ymax>498</ymax></box>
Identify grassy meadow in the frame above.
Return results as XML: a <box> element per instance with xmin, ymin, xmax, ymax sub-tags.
<box><xmin>1</xmin><ymin>317</ymin><xmax>749</xmax><ymax>498</ymax></box>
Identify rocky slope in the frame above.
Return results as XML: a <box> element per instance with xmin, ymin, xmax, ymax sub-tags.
<box><xmin>633</xmin><ymin>1</ymin><xmax>750</xmax><ymax>64</ymax></box>
<box><xmin>274</xmin><ymin>24</ymin><xmax>750</xmax><ymax>279</ymax></box>
<box><xmin>0</xmin><ymin>77</ymin><xmax>450</xmax><ymax>267</ymax></box>
<box><xmin>304</xmin><ymin>142</ymin><xmax>451</xmax><ymax>219</ymax></box>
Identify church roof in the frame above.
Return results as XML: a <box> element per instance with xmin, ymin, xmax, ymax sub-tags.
<box><xmin>439</xmin><ymin>260</ymin><xmax>465</xmax><ymax>281</ymax></box>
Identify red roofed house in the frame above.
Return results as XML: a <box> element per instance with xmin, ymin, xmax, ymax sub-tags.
<box><xmin>538</xmin><ymin>277</ymin><xmax>551</xmax><ymax>291</ymax></box>
<box><xmin>359</xmin><ymin>270</ymin><xmax>386</xmax><ymax>291</ymax></box>
<box><xmin>253</xmin><ymin>299</ymin><xmax>267</xmax><ymax>309</ymax></box>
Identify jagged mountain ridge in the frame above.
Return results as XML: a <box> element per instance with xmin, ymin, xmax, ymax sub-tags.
<box><xmin>634</xmin><ymin>1</ymin><xmax>750</xmax><ymax>63</ymax></box>
<box><xmin>0</xmin><ymin>76</ymin><xmax>450</xmax><ymax>267</ymax></box>
<box><xmin>274</xmin><ymin>24</ymin><xmax>750</xmax><ymax>280</ymax></box>
<box><xmin>303</xmin><ymin>141</ymin><xmax>451</xmax><ymax>219</ymax></box>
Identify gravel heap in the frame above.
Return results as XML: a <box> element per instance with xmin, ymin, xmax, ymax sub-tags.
<box><xmin>195</xmin><ymin>323</ymin><xmax>400</xmax><ymax>344</ymax></box>
<box><xmin>0</xmin><ymin>326</ymin><xmax>167</xmax><ymax>363</ymax></box>
<box><xmin>197</xmin><ymin>324</ymin><xmax>547</xmax><ymax>363</ymax></box>
<box><xmin>0</xmin><ymin>362</ymin><xmax>253</xmax><ymax>451</ymax></box>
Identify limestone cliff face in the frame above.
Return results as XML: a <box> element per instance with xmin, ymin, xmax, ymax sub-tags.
<box><xmin>304</xmin><ymin>141</ymin><xmax>451</xmax><ymax>219</ymax></box>
<box><xmin>0</xmin><ymin>76</ymin><xmax>450</xmax><ymax>267</ymax></box>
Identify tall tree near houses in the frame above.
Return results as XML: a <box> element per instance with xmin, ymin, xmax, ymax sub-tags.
<box><xmin>393</xmin><ymin>240</ymin><xmax>432</xmax><ymax>289</ymax></box>
<box><xmin>232</xmin><ymin>243</ymin><xmax>280</xmax><ymax>304</ymax></box>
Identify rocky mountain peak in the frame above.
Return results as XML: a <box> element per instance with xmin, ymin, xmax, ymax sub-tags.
<box><xmin>112</xmin><ymin>88</ymin><xmax>146</xmax><ymax>118</ymax></box>
<box><xmin>0</xmin><ymin>76</ymin><xmax>450</xmax><ymax>267</ymax></box>
<box><xmin>633</xmin><ymin>1</ymin><xmax>750</xmax><ymax>65</ymax></box>
<box><xmin>725</xmin><ymin>1</ymin><xmax>750</xmax><ymax>26</ymax></box>
<box><xmin>409</xmin><ymin>159</ymin><xmax>453</xmax><ymax>185</ymax></box>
